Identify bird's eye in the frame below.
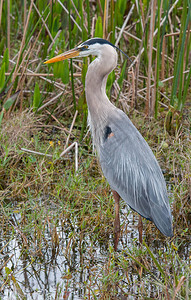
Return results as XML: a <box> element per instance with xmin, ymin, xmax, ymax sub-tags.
<box><xmin>80</xmin><ymin>45</ymin><xmax>88</xmax><ymax>51</ymax></box>
<box><xmin>78</xmin><ymin>44</ymin><xmax>89</xmax><ymax>51</ymax></box>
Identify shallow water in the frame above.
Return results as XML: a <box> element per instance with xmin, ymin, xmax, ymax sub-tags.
<box><xmin>0</xmin><ymin>200</ymin><xmax>190</xmax><ymax>299</ymax></box>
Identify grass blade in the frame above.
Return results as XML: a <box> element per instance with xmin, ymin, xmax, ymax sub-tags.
<box><xmin>33</xmin><ymin>82</ymin><xmax>41</xmax><ymax>112</ymax></box>
<box><xmin>171</xmin><ymin>1</ymin><xmax>190</xmax><ymax>107</ymax></box>
<box><xmin>143</xmin><ymin>241</ymin><xmax>166</xmax><ymax>280</ymax></box>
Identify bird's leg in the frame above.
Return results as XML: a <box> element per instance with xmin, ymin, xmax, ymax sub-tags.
<box><xmin>112</xmin><ymin>190</ymin><xmax>120</xmax><ymax>251</ymax></box>
<box><xmin>138</xmin><ymin>215</ymin><xmax>143</xmax><ymax>244</ymax></box>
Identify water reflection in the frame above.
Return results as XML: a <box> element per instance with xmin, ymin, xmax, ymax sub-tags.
<box><xmin>0</xmin><ymin>210</ymin><xmax>115</xmax><ymax>299</ymax></box>
<box><xmin>0</xmin><ymin>200</ymin><xmax>190</xmax><ymax>299</ymax></box>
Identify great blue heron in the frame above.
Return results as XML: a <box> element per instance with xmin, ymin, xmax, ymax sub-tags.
<box><xmin>45</xmin><ymin>38</ymin><xmax>173</xmax><ymax>250</ymax></box>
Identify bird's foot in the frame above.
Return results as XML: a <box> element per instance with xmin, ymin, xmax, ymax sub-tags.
<box><xmin>138</xmin><ymin>215</ymin><xmax>143</xmax><ymax>244</ymax></box>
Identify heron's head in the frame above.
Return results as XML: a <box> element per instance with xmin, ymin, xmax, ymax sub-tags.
<box><xmin>44</xmin><ymin>38</ymin><xmax>130</xmax><ymax>64</ymax></box>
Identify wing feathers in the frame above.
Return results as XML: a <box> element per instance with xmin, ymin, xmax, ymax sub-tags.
<box><xmin>99</xmin><ymin>110</ymin><xmax>173</xmax><ymax>237</ymax></box>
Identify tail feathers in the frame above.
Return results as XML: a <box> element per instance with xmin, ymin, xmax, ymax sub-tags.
<box><xmin>150</xmin><ymin>204</ymin><xmax>173</xmax><ymax>237</ymax></box>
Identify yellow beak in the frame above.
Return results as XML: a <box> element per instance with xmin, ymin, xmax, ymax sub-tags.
<box><xmin>44</xmin><ymin>48</ymin><xmax>80</xmax><ymax>64</ymax></box>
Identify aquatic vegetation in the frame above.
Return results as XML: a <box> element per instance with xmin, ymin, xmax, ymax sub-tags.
<box><xmin>0</xmin><ymin>1</ymin><xmax>190</xmax><ymax>298</ymax></box>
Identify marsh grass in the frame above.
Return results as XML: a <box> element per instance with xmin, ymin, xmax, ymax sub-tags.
<box><xmin>0</xmin><ymin>108</ymin><xmax>190</xmax><ymax>299</ymax></box>
<box><xmin>0</xmin><ymin>0</ymin><xmax>190</xmax><ymax>299</ymax></box>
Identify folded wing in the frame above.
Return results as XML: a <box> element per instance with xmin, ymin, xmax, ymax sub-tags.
<box><xmin>99</xmin><ymin>109</ymin><xmax>173</xmax><ymax>237</ymax></box>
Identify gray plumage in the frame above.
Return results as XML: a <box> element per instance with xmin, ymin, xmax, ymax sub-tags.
<box><xmin>45</xmin><ymin>37</ymin><xmax>173</xmax><ymax>238</ymax></box>
<box><xmin>84</xmin><ymin>39</ymin><xmax>173</xmax><ymax>237</ymax></box>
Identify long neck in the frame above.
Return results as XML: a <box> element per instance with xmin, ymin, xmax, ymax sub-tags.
<box><xmin>85</xmin><ymin>46</ymin><xmax>117</xmax><ymax>119</ymax></box>
<box><xmin>85</xmin><ymin>45</ymin><xmax>118</xmax><ymax>150</ymax></box>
